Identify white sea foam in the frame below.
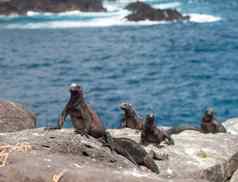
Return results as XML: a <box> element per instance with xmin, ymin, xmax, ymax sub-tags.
<box><xmin>5</xmin><ymin>13</ymin><xmax>221</xmax><ymax>29</ymax></box>
<box><xmin>4</xmin><ymin>16</ymin><xmax>220</xmax><ymax>29</ymax></box>
<box><xmin>0</xmin><ymin>14</ymin><xmax>19</xmax><ymax>20</ymax></box>
<box><xmin>2</xmin><ymin>2</ymin><xmax>221</xmax><ymax>29</ymax></box>
<box><xmin>153</xmin><ymin>2</ymin><xmax>181</xmax><ymax>9</ymax></box>
<box><xmin>5</xmin><ymin>17</ymin><xmax>161</xmax><ymax>29</ymax></box>
<box><xmin>103</xmin><ymin>2</ymin><xmax>122</xmax><ymax>12</ymax></box>
<box><xmin>189</xmin><ymin>13</ymin><xmax>221</xmax><ymax>23</ymax></box>
<box><xmin>26</xmin><ymin>10</ymin><xmax>114</xmax><ymax>17</ymax></box>
<box><xmin>27</xmin><ymin>11</ymin><xmax>53</xmax><ymax>16</ymax></box>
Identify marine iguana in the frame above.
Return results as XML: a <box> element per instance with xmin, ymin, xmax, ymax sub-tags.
<box><xmin>52</xmin><ymin>83</ymin><xmax>114</xmax><ymax>148</ymax></box>
<box><xmin>167</xmin><ymin>108</ymin><xmax>227</xmax><ymax>135</ymax></box>
<box><xmin>141</xmin><ymin>113</ymin><xmax>175</xmax><ymax>146</ymax></box>
<box><xmin>119</xmin><ymin>102</ymin><xmax>143</xmax><ymax>130</ymax></box>
<box><xmin>112</xmin><ymin>137</ymin><xmax>160</xmax><ymax>174</ymax></box>
<box><xmin>201</xmin><ymin>108</ymin><xmax>227</xmax><ymax>133</ymax></box>
<box><xmin>166</xmin><ymin>125</ymin><xmax>201</xmax><ymax>136</ymax></box>
<box><xmin>119</xmin><ymin>102</ymin><xmax>200</xmax><ymax>135</ymax></box>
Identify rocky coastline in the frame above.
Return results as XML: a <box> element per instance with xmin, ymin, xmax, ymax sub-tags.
<box><xmin>0</xmin><ymin>0</ymin><xmax>189</xmax><ymax>23</ymax></box>
<box><xmin>1</xmin><ymin>100</ymin><xmax>238</xmax><ymax>182</ymax></box>
<box><xmin>125</xmin><ymin>2</ymin><xmax>189</xmax><ymax>22</ymax></box>
<box><xmin>0</xmin><ymin>0</ymin><xmax>106</xmax><ymax>15</ymax></box>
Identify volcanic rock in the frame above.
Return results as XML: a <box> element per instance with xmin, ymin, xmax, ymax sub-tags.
<box><xmin>0</xmin><ymin>100</ymin><xmax>36</xmax><ymax>132</ymax></box>
<box><xmin>0</xmin><ymin>0</ymin><xmax>106</xmax><ymax>15</ymax></box>
<box><xmin>125</xmin><ymin>2</ymin><xmax>189</xmax><ymax>22</ymax></box>
<box><xmin>1</xmin><ymin>127</ymin><xmax>238</xmax><ymax>181</ymax></box>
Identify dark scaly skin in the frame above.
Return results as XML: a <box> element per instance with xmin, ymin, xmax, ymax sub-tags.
<box><xmin>141</xmin><ymin>113</ymin><xmax>175</xmax><ymax>146</ymax></box>
<box><xmin>166</xmin><ymin>126</ymin><xmax>201</xmax><ymax>136</ymax></box>
<box><xmin>54</xmin><ymin>84</ymin><xmax>114</xmax><ymax>149</ymax></box>
<box><xmin>119</xmin><ymin>103</ymin><xmax>143</xmax><ymax>130</ymax></box>
<box><xmin>112</xmin><ymin>137</ymin><xmax>159</xmax><ymax>174</ymax></box>
<box><xmin>159</xmin><ymin>108</ymin><xmax>226</xmax><ymax>136</ymax></box>
<box><xmin>201</xmin><ymin>108</ymin><xmax>226</xmax><ymax>134</ymax></box>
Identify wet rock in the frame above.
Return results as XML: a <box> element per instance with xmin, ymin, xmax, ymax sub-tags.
<box><xmin>0</xmin><ymin>100</ymin><xmax>36</xmax><ymax>132</ymax></box>
<box><xmin>125</xmin><ymin>2</ymin><xmax>189</xmax><ymax>22</ymax></box>
<box><xmin>0</xmin><ymin>0</ymin><xmax>106</xmax><ymax>15</ymax></box>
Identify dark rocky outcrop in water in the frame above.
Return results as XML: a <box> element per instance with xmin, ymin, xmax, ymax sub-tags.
<box><xmin>0</xmin><ymin>100</ymin><xmax>36</xmax><ymax>132</ymax></box>
<box><xmin>0</xmin><ymin>0</ymin><xmax>106</xmax><ymax>15</ymax></box>
<box><xmin>125</xmin><ymin>2</ymin><xmax>189</xmax><ymax>22</ymax></box>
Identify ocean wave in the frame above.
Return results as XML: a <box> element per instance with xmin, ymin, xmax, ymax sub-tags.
<box><xmin>5</xmin><ymin>16</ymin><xmax>162</xmax><ymax>29</ymax></box>
<box><xmin>0</xmin><ymin>0</ymin><xmax>222</xmax><ymax>30</ymax></box>
<box><xmin>4</xmin><ymin>12</ymin><xmax>221</xmax><ymax>29</ymax></box>
<box><xmin>0</xmin><ymin>14</ymin><xmax>19</xmax><ymax>19</ymax></box>
<box><xmin>0</xmin><ymin>10</ymin><xmax>119</xmax><ymax>21</ymax></box>
<box><xmin>152</xmin><ymin>2</ymin><xmax>181</xmax><ymax>9</ymax></box>
<box><xmin>26</xmin><ymin>10</ymin><xmax>113</xmax><ymax>17</ymax></box>
<box><xmin>0</xmin><ymin>10</ymin><xmax>122</xmax><ymax>23</ymax></box>
<box><xmin>189</xmin><ymin>13</ymin><xmax>222</xmax><ymax>23</ymax></box>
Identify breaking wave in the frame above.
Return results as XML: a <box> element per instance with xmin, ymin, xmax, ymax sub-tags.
<box><xmin>0</xmin><ymin>1</ymin><xmax>222</xmax><ymax>29</ymax></box>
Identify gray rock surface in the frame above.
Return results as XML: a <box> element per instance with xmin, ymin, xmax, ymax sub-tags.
<box><xmin>109</xmin><ymin>128</ymin><xmax>238</xmax><ymax>182</ymax></box>
<box><xmin>223</xmin><ymin>118</ymin><xmax>238</xmax><ymax>182</ymax></box>
<box><xmin>0</xmin><ymin>100</ymin><xmax>36</xmax><ymax>132</ymax></box>
<box><xmin>230</xmin><ymin>168</ymin><xmax>238</xmax><ymax>182</ymax></box>
<box><xmin>0</xmin><ymin>150</ymin><xmax>208</xmax><ymax>182</ymax></box>
<box><xmin>1</xmin><ymin>127</ymin><xmax>238</xmax><ymax>181</ymax></box>
<box><xmin>223</xmin><ymin>118</ymin><xmax>238</xmax><ymax>134</ymax></box>
<box><xmin>0</xmin><ymin>128</ymin><xmax>208</xmax><ymax>182</ymax></box>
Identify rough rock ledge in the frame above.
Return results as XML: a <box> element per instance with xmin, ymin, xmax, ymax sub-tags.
<box><xmin>1</xmin><ymin>122</ymin><xmax>238</xmax><ymax>182</ymax></box>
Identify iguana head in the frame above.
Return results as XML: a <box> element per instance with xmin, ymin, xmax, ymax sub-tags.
<box><xmin>120</xmin><ymin>102</ymin><xmax>137</xmax><ymax>116</ymax></box>
<box><xmin>203</xmin><ymin>107</ymin><xmax>215</xmax><ymax>122</ymax></box>
<box><xmin>145</xmin><ymin>113</ymin><xmax>155</xmax><ymax>127</ymax></box>
<box><xmin>69</xmin><ymin>83</ymin><xmax>84</xmax><ymax>101</ymax></box>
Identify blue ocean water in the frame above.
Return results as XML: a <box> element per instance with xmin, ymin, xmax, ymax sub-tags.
<box><xmin>0</xmin><ymin>0</ymin><xmax>238</xmax><ymax>128</ymax></box>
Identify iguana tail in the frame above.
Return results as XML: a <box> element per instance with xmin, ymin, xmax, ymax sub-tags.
<box><xmin>104</xmin><ymin>131</ymin><xmax>115</xmax><ymax>151</ymax></box>
<box><xmin>144</xmin><ymin>154</ymin><xmax>160</xmax><ymax>174</ymax></box>
<box><xmin>167</xmin><ymin>126</ymin><xmax>201</xmax><ymax>136</ymax></box>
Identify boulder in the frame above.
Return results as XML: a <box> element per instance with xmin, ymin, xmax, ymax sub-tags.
<box><xmin>0</xmin><ymin>100</ymin><xmax>36</xmax><ymax>132</ymax></box>
<box><xmin>1</xmin><ymin>127</ymin><xmax>238</xmax><ymax>181</ymax></box>
<box><xmin>125</xmin><ymin>2</ymin><xmax>189</xmax><ymax>22</ymax></box>
<box><xmin>223</xmin><ymin>118</ymin><xmax>238</xmax><ymax>135</ymax></box>
<box><xmin>0</xmin><ymin>128</ymin><xmax>208</xmax><ymax>182</ymax></box>
<box><xmin>223</xmin><ymin>118</ymin><xmax>238</xmax><ymax>182</ymax></box>
<box><xmin>0</xmin><ymin>151</ymin><xmax>208</xmax><ymax>182</ymax></box>
<box><xmin>0</xmin><ymin>0</ymin><xmax>106</xmax><ymax>15</ymax></box>
<box><xmin>108</xmin><ymin>128</ymin><xmax>238</xmax><ymax>182</ymax></box>
<box><xmin>230</xmin><ymin>168</ymin><xmax>238</xmax><ymax>182</ymax></box>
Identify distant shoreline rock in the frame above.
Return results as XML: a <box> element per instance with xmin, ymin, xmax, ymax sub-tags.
<box><xmin>125</xmin><ymin>2</ymin><xmax>189</xmax><ymax>22</ymax></box>
<box><xmin>0</xmin><ymin>0</ymin><xmax>106</xmax><ymax>15</ymax></box>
